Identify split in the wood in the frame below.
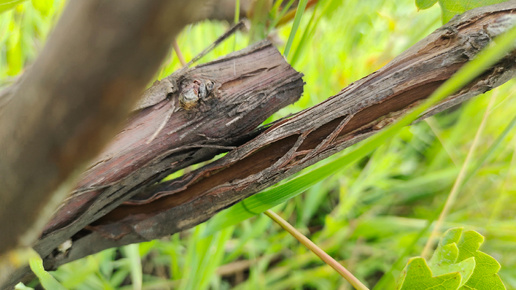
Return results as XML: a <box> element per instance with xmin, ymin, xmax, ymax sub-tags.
<box><xmin>5</xmin><ymin>3</ymin><xmax>516</xmax><ymax>288</ymax></box>
<box><xmin>80</xmin><ymin>2</ymin><xmax>516</xmax><ymax>248</ymax></box>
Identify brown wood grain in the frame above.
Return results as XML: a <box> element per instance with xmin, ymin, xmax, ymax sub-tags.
<box><xmin>3</xmin><ymin>1</ymin><xmax>516</xmax><ymax>288</ymax></box>
<box><xmin>2</xmin><ymin>40</ymin><xmax>304</xmax><ymax>289</ymax></box>
<box><xmin>0</xmin><ymin>0</ymin><xmax>206</xmax><ymax>260</ymax></box>
<box><xmin>80</xmin><ymin>0</ymin><xmax>516</xmax><ymax>259</ymax></box>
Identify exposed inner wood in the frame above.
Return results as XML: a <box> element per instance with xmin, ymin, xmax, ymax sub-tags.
<box><xmin>33</xmin><ymin>40</ymin><xmax>304</xmax><ymax>262</ymax></box>
<box><xmin>87</xmin><ymin>5</ymin><xmax>516</xmax><ymax>242</ymax></box>
<box><xmin>3</xmin><ymin>2</ymin><xmax>516</xmax><ymax>289</ymax></box>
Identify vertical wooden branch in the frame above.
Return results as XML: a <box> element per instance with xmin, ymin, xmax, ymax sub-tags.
<box><xmin>0</xmin><ymin>0</ymin><xmax>205</xmax><ymax>284</ymax></box>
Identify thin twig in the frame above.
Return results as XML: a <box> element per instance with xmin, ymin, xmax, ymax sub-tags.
<box><xmin>264</xmin><ymin>210</ymin><xmax>369</xmax><ymax>290</ymax></box>
<box><xmin>421</xmin><ymin>94</ymin><xmax>497</xmax><ymax>258</ymax></box>
<box><xmin>185</xmin><ymin>21</ymin><xmax>245</xmax><ymax>68</ymax></box>
<box><xmin>172</xmin><ymin>39</ymin><xmax>187</xmax><ymax>67</ymax></box>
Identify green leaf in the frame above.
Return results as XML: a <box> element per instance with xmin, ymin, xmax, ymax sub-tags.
<box><xmin>0</xmin><ymin>0</ymin><xmax>26</xmax><ymax>14</ymax></box>
<box><xmin>283</xmin><ymin>0</ymin><xmax>309</xmax><ymax>57</ymax></box>
<box><xmin>428</xmin><ymin>228</ymin><xmax>476</xmax><ymax>288</ymax></box>
<box><xmin>14</xmin><ymin>282</ymin><xmax>33</xmax><ymax>290</ymax></box>
<box><xmin>397</xmin><ymin>257</ymin><xmax>462</xmax><ymax>290</ymax></box>
<box><xmin>31</xmin><ymin>0</ymin><xmax>53</xmax><ymax>16</ymax></box>
<box><xmin>456</xmin><ymin>230</ymin><xmax>505</xmax><ymax>289</ymax></box>
<box><xmin>438</xmin><ymin>0</ymin><xmax>509</xmax><ymax>23</ymax></box>
<box><xmin>397</xmin><ymin>228</ymin><xmax>506</xmax><ymax>289</ymax></box>
<box><xmin>29</xmin><ymin>254</ymin><xmax>67</xmax><ymax>290</ymax></box>
<box><xmin>247</xmin><ymin>0</ymin><xmax>271</xmax><ymax>43</ymax></box>
<box><xmin>6</xmin><ymin>20</ymin><xmax>23</xmax><ymax>76</ymax></box>
<box><xmin>121</xmin><ymin>244</ymin><xmax>142</xmax><ymax>290</ymax></box>
<box><xmin>416</xmin><ymin>0</ymin><xmax>438</xmax><ymax>10</ymax></box>
<box><xmin>180</xmin><ymin>224</ymin><xmax>234</xmax><ymax>290</ymax></box>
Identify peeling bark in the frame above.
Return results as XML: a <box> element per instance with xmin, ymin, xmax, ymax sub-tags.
<box><xmin>42</xmin><ymin>41</ymin><xmax>303</xmax><ymax>241</ymax></box>
<box><xmin>3</xmin><ymin>1</ymin><xmax>516</xmax><ymax>288</ymax></box>
<box><xmin>0</xmin><ymin>0</ymin><xmax>206</xmax><ymax>259</ymax></box>
<box><xmin>71</xmin><ymin>1</ymin><xmax>516</xmax><ymax>264</ymax></box>
<box><xmin>4</xmin><ymin>40</ymin><xmax>304</xmax><ymax>289</ymax></box>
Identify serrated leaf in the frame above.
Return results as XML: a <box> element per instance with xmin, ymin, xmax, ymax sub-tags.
<box><xmin>430</xmin><ymin>243</ymin><xmax>476</xmax><ymax>287</ymax></box>
<box><xmin>397</xmin><ymin>257</ymin><xmax>462</xmax><ymax>290</ymax></box>
<box><xmin>398</xmin><ymin>228</ymin><xmax>506</xmax><ymax>289</ymax></box>
<box><xmin>456</xmin><ymin>230</ymin><xmax>484</xmax><ymax>261</ymax></box>
<box><xmin>428</xmin><ymin>228</ymin><xmax>476</xmax><ymax>288</ymax></box>
<box><xmin>439</xmin><ymin>227</ymin><xmax>463</xmax><ymax>246</ymax></box>
<box><xmin>456</xmin><ymin>230</ymin><xmax>506</xmax><ymax>289</ymax></box>
<box><xmin>438</xmin><ymin>0</ymin><xmax>509</xmax><ymax>23</ymax></box>
<box><xmin>416</xmin><ymin>0</ymin><xmax>438</xmax><ymax>10</ymax></box>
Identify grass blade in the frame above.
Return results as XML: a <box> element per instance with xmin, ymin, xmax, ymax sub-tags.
<box><xmin>283</xmin><ymin>0</ymin><xmax>309</xmax><ymax>58</ymax></box>
<box><xmin>206</xmin><ymin>21</ymin><xmax>516</xmax><ymax>236</ymax></box>
<box><xmin>29</xmin><ymin>252</ymin><xmax>67</xmax><ymax>290</ymax></box>
<box><xmin>121</xmin><ymin>244</ymin><xmax>142</xmax><ymax>290</ymax></box>
<box><xmin>265</xmin><ymin>210</ymin><xmax>369</xmax><ymax>290</ymax></box>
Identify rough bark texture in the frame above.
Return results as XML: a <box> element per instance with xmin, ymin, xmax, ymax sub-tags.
<box><xmin>0</xmin><ymin>0</ymin><xmax>206</xmax><ymax>259</ymax></box>
<box><xmin>3</xmin><ymin>41</ymin><xmax>304</xmax><ymax>289</ymax></box>
<box><xmin>0</xmin><ymin>0</ymin><xmax>236</xmax><ymax>286</ymax></box>
<box><xmin>60</xmin><ymin>0</ymin><xmax>516</xmax><ymax>265</ymax></box>
<box><xmin>3</xmin><ymin>1</ymin><xmax>516</xmax><ymax>289</ymax></box>
<box><xmin>42</xmin><ymin>41</ymin><xmax>303</xmax><ymax>238</ymax></box>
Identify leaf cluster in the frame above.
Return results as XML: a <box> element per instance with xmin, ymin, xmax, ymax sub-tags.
<box><xmin>398</xmin><ymin>228</ymin><xmax>505</xmax><ymax>289</ymax></box>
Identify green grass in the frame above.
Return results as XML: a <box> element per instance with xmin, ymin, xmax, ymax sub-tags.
<box><xmin>4</xmin><ymin>0</ymin><xmax>516</xmax><ymax>289</ymax></box>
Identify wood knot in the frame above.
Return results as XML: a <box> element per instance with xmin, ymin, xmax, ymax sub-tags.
<box><xmin>179</xmin><ymin>79</ymin><xmax>215</xmax><ymax>110</ymax></box>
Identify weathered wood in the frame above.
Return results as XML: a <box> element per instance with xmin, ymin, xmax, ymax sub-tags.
<box><xmin>0</xmin><ymin>0</ymin><xmax>211</xmax><ymax>286</ymax></box>
<box><xmin>41</xmin><ymin>40</ymin><xmax>303</xmax><ymax>253</ymax></box>
<box><xmin>4</xmin><ymin>2</ymin><xmax>516</xmax><ymax>288</ymax></box>
<box><xmin>0</xmin><ymin>0</ymin><xmax>206</xmax><ymax>260</ymax></box>
<box><xmin>67</xmin><ymin>1</ymin><xmax>516</xmax><ymax>263</ymax></box>
<box><xmin>2</xmin><ymin>41</ymin><xmax>304</xmax><ymax>289</ymax></box>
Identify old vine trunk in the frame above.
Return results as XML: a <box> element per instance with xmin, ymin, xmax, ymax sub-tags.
<box><xmin>4</xmin><ymin>1</ymin><xmax>516</xmax><ymax>288</ymax></box>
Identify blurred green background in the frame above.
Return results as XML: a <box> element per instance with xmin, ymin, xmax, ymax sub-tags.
<box><xmin>2</xmin><ymin>0</ymin><xmax>516</xmax><ymax>289</ymax></box>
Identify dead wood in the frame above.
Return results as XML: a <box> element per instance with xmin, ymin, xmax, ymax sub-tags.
<box><xmin>67</xmin><ymin>0</ymin><xmax>516</xmax><ymax>266</ymax></box>
<box><xmin>40</xmin><ymin>40</ymin><xmax>303</xmax><ymax>249</ymax></box>
<box><xmin>3</xmin><ymin>1</ymin><xmax>516</xmax><ymax>288</ymax></box>
<box><xmin>3</xmin><ymin>40</ymin><xmax>304</xmax><ymax>289</ymax></box>
<box><xmin>0</xmin><ymin>0</ymin><xmax>207</xmax><ymax>262</ymax></box>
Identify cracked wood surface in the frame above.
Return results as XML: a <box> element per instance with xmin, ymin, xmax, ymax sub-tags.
<box><xmin>0</xmin><ymin>0</ymin><xmax>206</xmax><ymax>259</ymax></box>
<box><xmin>2</xmin><ymin>41</ymin><xmax>304</xmax><ymax>289</ymax></box>
<box><xmin>76</xmin><ymin>1</ymin><xmax>516</xmax><ymax>264</ymax></box>
<box><xmin>4</xmin><ymin>1</ymin><xmax>516</xmax><ymax>288</ymax></box>
<box><xmin>42</xmin><ymin>41</ymin><xmax>303</xmax><ymax>239</ymax></box>
<box><xmin>41</xmin><ymin>40</ymin><xmax>303</xmax><ymax>253</ymax></box>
